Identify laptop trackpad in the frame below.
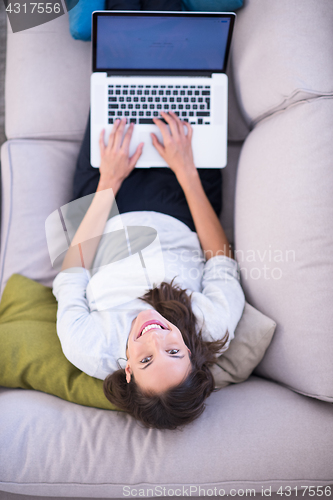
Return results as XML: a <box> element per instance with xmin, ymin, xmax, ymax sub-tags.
<box><xmin>129</xmin><ymin>127</ymin><xmax>168</xmax><ymax>167</ymax></box>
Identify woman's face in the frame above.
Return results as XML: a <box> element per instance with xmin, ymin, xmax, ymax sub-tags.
<box><xmin>125</xmin><ymin>309</ymin><xmax>192</xmax><ymax>394</ymax></box>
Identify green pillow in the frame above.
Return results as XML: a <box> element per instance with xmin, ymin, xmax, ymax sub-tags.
<box><xmin>0</xmin><ymin>274</ymin><xmax>276</xmax><ymax>408</ymax></box>
<box><xmin>0</xmin><ymin>274</ymin><xmax>116</xmax><ymax>410</ymax></box>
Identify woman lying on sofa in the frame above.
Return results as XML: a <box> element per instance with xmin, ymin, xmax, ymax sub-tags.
<box><xmin>53</xmin><ymin>112</ymin><xmax>245</xmax><ymax>429</ymax></box>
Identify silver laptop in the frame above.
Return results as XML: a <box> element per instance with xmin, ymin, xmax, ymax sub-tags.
<box><xmin>91</xmin><ymin>11</ymin><xmax>235</xmax><ymax>168</ymax></box>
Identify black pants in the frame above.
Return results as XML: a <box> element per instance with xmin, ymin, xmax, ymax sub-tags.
<box><xmin>72</xmin><ymin>0</ymin><xmax>222</xmax><ymax>232</ymax></box>
<box><xmin>73</xmin><ymin>115</ymin><xmax>222</xmax><ymax>232</ymax></box>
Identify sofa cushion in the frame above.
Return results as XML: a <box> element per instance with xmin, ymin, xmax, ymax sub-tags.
<box><xmin>211</xmin><ymin>301</ymin><xmax>276</xmax><ymax>387</ymax></box>
<box><xmin>231</xmin><ymin>0</ymin><xmax>333</xmax><ymax>126</ymax></box>
<box><xmin>227</xmin><ymin>63</ymin><xmax>250</xmax><ymax>143</ymax></box>
<box><xmin>0</xmin><ymin>273</ymin><xmax>116</xmax><ymax>410</ymax></box>
<box><xmin>0</xmin><ymin>140</ymin><xmax>79</xmax><ymax>295</ymax></box>
<box><xmin>1</xmin><ymin>378</ymin><xmax>333</xmax><ymax>497</ymax></box>
<box><xmin>234</xmin><ymin>97</ymin><xmax>333</xmax><ymax>402</ymax></box>
<box><xmin>0</xmin><ymin>273</ymin><xmax>276</xmax><ymax>407</ymax></box>
<box><xmin>5</xmin><ymin>7</ymin><xmax>248</xmax><ymax>144</ymax></box>
<box><xmin>220</xmin><ymin>142</ymin><xmax>243</xmax><ymax>245</ymax></box>
<box><xmin>5</xmin><ymin>14</ymin><xmax>91</xmax><ymax>141</ymax></box>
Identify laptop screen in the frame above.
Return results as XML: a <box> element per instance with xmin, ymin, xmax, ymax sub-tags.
<box><xmin>93</xmin><ymin>12</ymin><xmax>235</xmax><ymax>74</ymax></box>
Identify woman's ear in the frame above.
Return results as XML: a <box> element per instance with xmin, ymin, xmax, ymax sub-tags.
<box><xmin>187</xmin><ymin>347</ymin><xmax>191</xmax><ymax>356</ymax></box>
<box><xmin>125</xmin><ymin>363</ymin><xmax>132</xmax><ymax>384</ymax></box>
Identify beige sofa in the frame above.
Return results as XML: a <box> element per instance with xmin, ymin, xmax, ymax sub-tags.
<box><xmin>1</xmin><ymin>0</ymin><xmax>333</xmax><ymax>498</ymax></box>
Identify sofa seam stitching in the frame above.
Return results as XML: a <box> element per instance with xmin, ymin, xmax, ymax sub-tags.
<box><xmin>0</xmin><ymin>141</ymin><xmax>13</xmax><ymax>296</ymax></box>
<box><xmin>251</xmin><ymin>94</ymin><xmax>333</xmax><ymax>128</ymax></box>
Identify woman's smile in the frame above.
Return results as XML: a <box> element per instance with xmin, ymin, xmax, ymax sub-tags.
<box><xmin>136</xmin><ymin>320</ymin><xmax>167</xmax><ymax>339</ymax></box>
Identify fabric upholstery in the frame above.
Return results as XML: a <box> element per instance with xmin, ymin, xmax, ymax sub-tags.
<box><xmin>220</xmin><ymin>142</ymin><xmax>243</xmax><ymax>245</ymax></box>
<box><xmin>226</xmin><ymin>63</ymin><xmax>250</xmax><ymax>143</ymax></box>
<box><xmin>0</xmin><ymin>140</ymin><xmax>79</xmax><ymax>295</ymax></box>
<box><xmin>211</xmin><ymin>301</ymin><xmax>275</xmax><ymax>387</ymax></box>
<box><xmin>231</xmin><ymin>0</ymin><xmax>333</xmax><ymax>126</ymax></box>
<box><xmin>0</xmin><ymin>274</ymin><xmax>116</xmax><ymax>410</ymax></box>
<box><xmin>5</xmin><ymin>15</ymin><xmax>91</xmax><ymax>141</ymax></box>
<box><xmin>0</xmin><ymin>491</ymin><xmax>331</xmax><ymax>500</ymax></box>
<box><xmin>1</xmin><ymin>378</ymin><xmax>333</xmax><ymax>497</ymax></box>
<box><xmin>234</xmin><ymin>97</ymin><xmax>333</xmax><ymax>402</ymax></box>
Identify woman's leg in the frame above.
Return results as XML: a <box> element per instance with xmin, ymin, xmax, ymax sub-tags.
<box><xmin>115</xmin><ymin>167</ymin><xmax>222</xmax><ymax>232</ymax></box>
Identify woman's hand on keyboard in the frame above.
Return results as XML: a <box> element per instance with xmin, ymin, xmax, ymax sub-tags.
<box><xmin>98</xmin><ymin>118</ymin><xmax>144</xmax><ymax>193</ymax></box>
<box><xmin>151</xmin><ymin>111</ymin><xmax>198</xmax><ymax>187</ymax></box>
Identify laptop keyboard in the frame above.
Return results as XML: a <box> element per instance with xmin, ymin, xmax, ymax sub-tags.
<box><xmin>108</xmin><ymin>84</ymin><xmax>211</xmax><ymax>126</ymax></box>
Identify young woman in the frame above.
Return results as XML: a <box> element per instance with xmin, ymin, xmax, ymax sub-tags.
<box><xmin>53</xmin><ymin>112</ymin><xmax>245</xmax><ymax>430</ymax></box>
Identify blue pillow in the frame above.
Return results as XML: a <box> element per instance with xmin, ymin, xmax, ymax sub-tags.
<box><xmin>67</xmin><ymin>0</ymin><xmax>242</xmax><ymax>42</ymax></box>
<box><xmin>182</xmin><ymin>0</ymin><xmax>243</xmax><ymax>11</ymax></box>
<box><xmin>68</xmin><ymin>0</ymin><xmax>105</xmax><ymax>41</ymax></box>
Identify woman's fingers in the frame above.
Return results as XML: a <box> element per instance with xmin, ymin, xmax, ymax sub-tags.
<box><xmin>169</xmin><ymin>111</ymin><xmax>189</xmax><ymax>139</ymax></box>
<box><xmin>182</xmin><ymin>120</ymin><xmax>193</xmax><ymax>142</ymax></box>
<box><xmin>160</xmin><ymin>111</ymin><xmax>180</xmax><ymax>138</ymax></box>
<box><xmin>106</xmin><ymin>119</ymin><xmax>121</xmax><ymax>151</ymax></box>
<box><xmin>167</xmin><ymin>111</ymin><xmax>183</xmax><ymax>137</ymax></box>
<box><xmin>121</xmin><ymin>121</ymin><xmax>135</xmax><ymax>152</ymax></box>
<box><xmin>151</xmin><ymin>133</ymin><xmax>165</xmax><ymax>158</ymax></box>
<box><xmin>152</xmin><ymin>116</ymin><xmax>171</xmax><ymax>144</ymax></box>
<box><xmin>112</xmin><ymin>117</ymin><xmax>127</xmax><ymax>150</ymax></box>
<box><xmin>129</xmin><ymin>142</ymin><xmax>144</xmax><ymax>170</ymax></box>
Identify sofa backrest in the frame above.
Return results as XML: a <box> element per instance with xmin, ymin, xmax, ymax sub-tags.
<box><xmin>232</xmin><ymin>0</ymin><xmax>333</xmax><ymax>402</ymax></box>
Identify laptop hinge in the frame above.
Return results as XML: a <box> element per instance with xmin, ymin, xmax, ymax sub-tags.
<box><xmin>105</xmin><ymin>71</ymin><xmax>214</xmax><ymax>78</ymax></box>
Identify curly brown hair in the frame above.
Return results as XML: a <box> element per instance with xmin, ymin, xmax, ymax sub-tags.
<box><xmin>103</xmin><ymin>280</ymin><xmax>228</xmax><ymax>430</ymax></box>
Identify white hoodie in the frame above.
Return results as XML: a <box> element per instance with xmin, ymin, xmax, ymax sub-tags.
<box><xmin>52</xmin><ymin>211</ymin><xmax>245</xmax><ymax>380</ymax></box>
